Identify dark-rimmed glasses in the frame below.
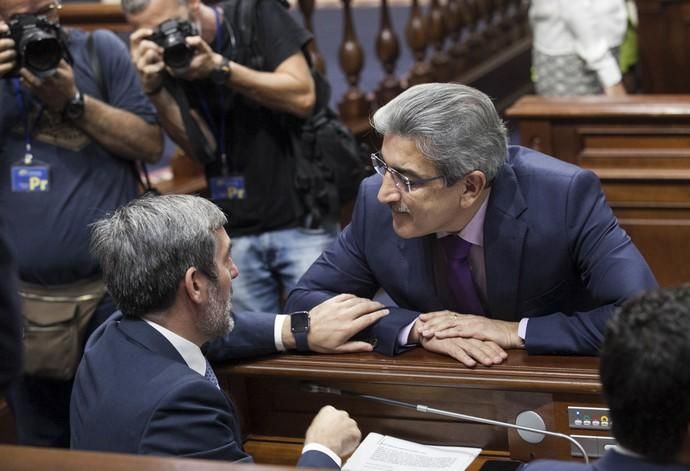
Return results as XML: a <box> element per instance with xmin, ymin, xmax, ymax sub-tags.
<box><xmin>371</xmin><ymin>152</ymin><xmax>446</xmax><ymax>193</ymax></box>
<box><xmin>33</xmin><ymin>1</ymin><xmax>62</xmax><ymax>19</ymax></box>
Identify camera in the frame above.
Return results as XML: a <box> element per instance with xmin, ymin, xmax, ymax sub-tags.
<box><xmin>0</xmin><ymin>14</ymin><xmax>66</xmax><ymax>78</ymax></box>
<box><xmin>149</xmin><ymin>19</ymin><xmax>198</xmax><ymax>70</ymax></box>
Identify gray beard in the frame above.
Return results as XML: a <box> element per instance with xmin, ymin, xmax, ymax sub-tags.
<box><xmin>199</xmin><ymin>284</ymin><xmax>235</xmax><ymax>339</ymax></box>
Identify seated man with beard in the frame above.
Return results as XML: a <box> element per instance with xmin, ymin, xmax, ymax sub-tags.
<box><xmin>70</xmin><ymin>194</ymin><xmax>369</xmax><ymax>467</ymax></box>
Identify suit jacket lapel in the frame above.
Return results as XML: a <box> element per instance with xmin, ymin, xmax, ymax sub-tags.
<box><xmin>484</xmin><ymin>163</ymin><xmax>528</xmax><ymax>321</ymax></box>
<box><xmin>397</xmin><ymin>235</ymin><xmax>445</xmax><ymax>312</ymax></box>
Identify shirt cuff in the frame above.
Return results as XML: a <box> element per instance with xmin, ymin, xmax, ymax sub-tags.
<box><xmin>302</xmin><ymin>443</ymin><xmax>342</xmax><ymax>467</ymax></box>
<box><xmin>397</xmin><ymin>318</ymin><xmax>418</xmax><ymax>346</ymax></box>
<box><xmin>275</xmin><ymin>314</ymin><xmax>288</xmax><ymax>352</ymax></box>
<box><xmin>518</xmin><ymin>318</ymin><xmax>528</xmax><ymax>341</ymax></box>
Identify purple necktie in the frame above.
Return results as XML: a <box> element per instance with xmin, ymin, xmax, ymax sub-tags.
<box><xmin>205</xmin><ymin>359</ymin><xmax>220</xmax><ymax>389</ymax></box>
<box><xmin>441</xmin><ymin>236</ymin><xmax>485</xmax><ymax>315</ymax></box>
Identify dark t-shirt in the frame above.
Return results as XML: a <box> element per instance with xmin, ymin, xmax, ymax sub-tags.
<box><xmin>0</xmin><ymin>29</ymin><xmax>158</xmax><ymax>284</ymax></box>
<box><xmin>181</xmin><ymin>0</ymin><xmax>311</xmax><ymax>236</ymax></box>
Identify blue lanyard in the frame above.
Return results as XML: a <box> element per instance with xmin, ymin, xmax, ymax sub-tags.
<box><xmin>11</xmin><ymin>78</ymin><xmax>44</xmax><ymax>165</ymax></box>
<box><xmin>195</xmin><ymin>7</ymin><xmax>228</xmax><ymax>173</ymax></box>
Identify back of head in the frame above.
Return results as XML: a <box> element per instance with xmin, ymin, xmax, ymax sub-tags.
<box><xmin>371</xmin><ymin>83</ymin><xmax>508</xmax><ymax>183</ymax></box>
<box><xmin>600</xmin><ymin>285</ymin><xmax>690</xmax><ymax>462</ymax></box>
<box><xmin>90</xmin><ymin>194</ymin><xmax>227</xmax><ymax>318</ymax></box>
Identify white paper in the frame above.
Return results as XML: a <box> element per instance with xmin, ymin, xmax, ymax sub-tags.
<box><xmin>343</xmin><ymin>433</ymin><xmax>482</xmax><ymax>471</ymax></box>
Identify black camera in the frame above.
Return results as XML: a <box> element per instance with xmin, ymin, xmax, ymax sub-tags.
<box><xmin>149</xmin><ymin>19</ymin><xmax>198</xmax><ymax>70</ymax></box>
<box><xmin>0</xmin><ymin>14</ymin><xmax>67</xmax><ymax>77</ymax></box>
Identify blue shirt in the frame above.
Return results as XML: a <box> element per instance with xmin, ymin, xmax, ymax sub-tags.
<box><xmin>0</xmin><ymin>28</ymin><xmax>157</xmax><ymax>284</ymax></box>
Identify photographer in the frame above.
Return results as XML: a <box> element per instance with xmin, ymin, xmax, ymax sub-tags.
<box><xmin>123</xmin><ymin>0</ymin><xmax>336</xmax><ymax>314</ymax></box>
<box><xmin>0</xmin><ymin>0</ymin><xmax>162</xmax><ymax>447</ymax></box>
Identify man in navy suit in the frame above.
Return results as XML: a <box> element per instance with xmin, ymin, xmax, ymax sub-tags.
<box><xmin>523</xmin><ymin>285</ymin><xmax>690</xmax><ymax>470</ymax></box>
<box><xmin>286</xmin><ymin>83</ymin><xmax>657</xmax><ymax>366</ymax></box>
<box><xmin>70</xmin><ymin>194</ymin><xmax>372</xmax><ymax>466</ymax></box>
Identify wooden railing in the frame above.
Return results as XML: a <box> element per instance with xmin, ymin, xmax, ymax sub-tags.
<box><xmin>60</xmin><ymin>0</ymin><xmax>532</xmax><ymax>135</ymax></box>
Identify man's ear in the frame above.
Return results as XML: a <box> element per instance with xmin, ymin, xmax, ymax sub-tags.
<box><xmin>183</xmin><ymin>266</ymin><xmax>207</xmax><ymax>306</ymax></box>
<box><xmin>459</xmin><ymin>171</ymin><xmax>487</xmax><ymax>208</ymax></box>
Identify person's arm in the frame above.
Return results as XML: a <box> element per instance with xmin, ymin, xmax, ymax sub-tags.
<box><xmin>561</xmin><ymin>0</ymin><xmax>626</xmax><ymax>92</ymax></box>
<box><xmin>525</xmin><ymin>169</ymin><xmax>656</xmax><ymax>354</ymax></box>
<box><xmin>286</xmin><ymin>177</ymin><xmax>421</xmax><ymax>356</ymax></box>
<box><xmin>141</xmin><ymin>378</ymin><xmax>252</xmax><ymax>461</ymax></box>
<box><xmin>184</xmin><ymin>37</ymin><xmax>315</xmax><ymax>119</ymax></box>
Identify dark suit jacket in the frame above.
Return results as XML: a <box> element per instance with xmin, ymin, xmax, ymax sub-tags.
<box><xmin>286</xmin><ymin>146</ymin><xmax>657</xmax><ymax>355</ymax></box>
<box><xmin>70</xmin><ymin>312</ymin><xmax>338</xmax><ymax>468</ymax></box>
<box><xmin>523</xmin><ymin>449</ymin><xmax>690</xmax><ymax>471</ymax></box>
<box><xmin>0</xmin><ymin>218</ymin><xmax>21</xmax><ymax>397</ymax></box>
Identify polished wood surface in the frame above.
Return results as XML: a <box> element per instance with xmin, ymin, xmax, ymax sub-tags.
<box><xmin>636</xmin><ymin>0</ymin><xmax>690</xmax><ymax>93</ymax></box>
<box><xmin>506</xmin><ymin>95</ymin><xmax>690</xmax><ymax>287</ymax></box>
<box><xmin>0</xmin><ymin>445</ymin><xmax>311</xmax><ymax>471</ymax></box>
<box><xmin>0</xmin><ymin>444</ymin><xmax>502</xmax><ymax>471</ymax></box>
<box><xmin>218</xmin><ymin>348</ymin><xmax>602</xmax><ymax>465</ymax></box>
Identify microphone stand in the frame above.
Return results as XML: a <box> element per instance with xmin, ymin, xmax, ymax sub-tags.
<box><xmin>304</xmin><ymin>383</ymin><xmax>589</xmax><ymax>464</ymax></box>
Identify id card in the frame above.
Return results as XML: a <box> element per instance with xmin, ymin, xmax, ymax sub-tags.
<box><xmin>11</xmin><ymin>165</ymin><xmax>50</xmax><ymax>192</ymax></box>
<box><xmin>209</xmin><ymin>175</ymin><xmax>246</xmax><ymax>201</ymax></box>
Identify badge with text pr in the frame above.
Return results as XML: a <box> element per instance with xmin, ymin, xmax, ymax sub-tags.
<box><xmin>11</xmin><ymin>165</ymin><xmax>50</xmax><ymax>192</ymax></box>
<box><xmin>209</xmin><ymin>175</ymin><xmax>246</xmax><ymax>201</ymax></box>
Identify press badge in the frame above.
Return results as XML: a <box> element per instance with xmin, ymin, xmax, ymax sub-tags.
<box><xmin>11</xmin><ymin>164</ymin><xmax>50</xmax><ymax>192</ymax></box>
<box><xmin>209</xmin><ymin>175</ymin><xmax>246</xmax><ymax>201</ymax></box>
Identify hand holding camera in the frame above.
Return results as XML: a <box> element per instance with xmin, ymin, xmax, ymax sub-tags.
<box><xmin>0</xmin><ymin>21</ymin><xmax>18</xmax><ymax>78</ymax></box>
<box><xmin>130</xmin><ymin>19</ymin><xmax>226</xmax><ymax>87</ymax></box>
<box><xmin>0</xmin><ymin>14</ymin><xmax>67</xmax><ymax>79</ymax></box>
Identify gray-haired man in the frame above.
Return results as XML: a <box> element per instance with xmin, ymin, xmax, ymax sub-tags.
<box><xmin>287</xmin><ymin>82</ymin><xmax>657</xmax><ymax>366</ymax></box>
<box><xmin>71</xmin><ymin>194</ymin><xmax>385</xmax><ymax>465</ymax></box>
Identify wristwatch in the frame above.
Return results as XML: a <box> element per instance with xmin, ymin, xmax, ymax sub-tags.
<box><xmin>63</xmin><ymin>90</ymin><xmax>85</xmax><ymax>121</ymax></box>
<box><xmin>209</xmin><ymin>57</ymin><xmax>232</xmax><ymax>86</ymax></box>
<box><xmin>289</xmin><ymin>311</ymin><xmax>310</xmax><ymax>352</ymax></box>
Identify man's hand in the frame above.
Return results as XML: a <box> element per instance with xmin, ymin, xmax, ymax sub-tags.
<box><xmin>129</xmin><ymin>28</ymin><xmax>166</xmax><ymax>94</ymax></box>
<box><xmin>305</xmin><ymin>405</ymin><xmax>361</xmax><ymax>458</ymax></box>
<box><xmin>417</xmin><ymin>311</ymin><xmax>523</xmax><ymax>350</ymax></box>
<box><xmin>20</xmin><ymin>60</ymin><xmax>76</xmax><ymax>113</ymax></box>
<box><xmin>282</xmin><ymin>294</ymin><xmax>389</xmax><ymax>353</ymax></box>
<box><xmin>0</xmin><ymin>22</ymin><xmax>17</xmax><ymax>78</ymax></box>
<box><xmin>179</xmin><ymin>36</ymin><xmax>223</xmax><ymax>81</ymax></box>
<box><xmin>420</xmin><ymin>335</ymin><xmax>507</xmax><ymax>367</ymax></box>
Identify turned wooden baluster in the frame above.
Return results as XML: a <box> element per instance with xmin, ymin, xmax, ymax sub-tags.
<box><xmin>427</xmin><ymin>0</ymin><xmax>451</xmax><ymax>82</ymax></box>
<box><xmin>298</xmin><ymin>0</ymin><xmax>326</xmax><ymax>74</ymax></box>
<box><xmin>338</xmin><ymin>0</ymin><xmax>369</xmax><ymax>124</ymax></box>
<box><xmin>497</xmin><ymin>0</ymin><xmax>514</xmax><ymax>49</ymax></box>
<box><xmin>445</xmin><ymin>0</ymin><xmax>468</xmax><ymax>78</ymax></box>
<box><xmin>487</xmin><ymin>0</ymin><xmax>507</xmax><ymax>50</ymax></box>
<box><xmin>463</xmin><ymin>0</ymin><xmax>481</xmax><ymax>67</ymax></box>
<box><xmin>405</xmin><ymin>0</ymin><xmax>433</xmax><ymax>86</ymax></box>
<box><xmin>477</xmin><ymin>0</ymin><xmax>498</xmax><ymax>54</ymax></box>
<box><xmin>374</xmin><ymin>0</ymin><xmax>402</xmax><ymax>108</ymax></box>
<box><xmin>514</xmin><ymin>0</ymin><xmax>530</xmax><ymax>39</ymax></box>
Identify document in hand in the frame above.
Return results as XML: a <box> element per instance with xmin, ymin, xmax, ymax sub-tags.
<box><xmin>343</xmin><ymin>432</ymin><xmax>482</xmax><ymax>471</ymax></box>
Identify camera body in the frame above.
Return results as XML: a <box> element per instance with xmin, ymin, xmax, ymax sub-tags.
<box><xmin>149</xmin><ymin>19</ymin><xmax>198</xmax><ymax>70</ymax></box>
<box><xmin>0</xmin><ymin>14</ymin><xmax>67</xmax><ymax>78</ymax></box>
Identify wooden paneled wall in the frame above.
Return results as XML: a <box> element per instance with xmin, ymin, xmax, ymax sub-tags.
<box><xmin>506</xmin><ymin>95</ymin><xmax>690</xmax><ymax>287</ymax></box>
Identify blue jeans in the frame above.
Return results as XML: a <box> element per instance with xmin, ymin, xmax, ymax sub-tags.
<box><xmin>230</xmin><ymin>225</ymin><xmax>337</xmax><ymax>313</ymax></box>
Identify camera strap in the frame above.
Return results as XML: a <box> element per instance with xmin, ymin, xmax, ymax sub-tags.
<box><xmin>194</xmin><ymin>7</ymin><xmax>229</xmax><ymax>175</ymax></box>
<box><xmin>11</xmin><ymin>78</ymin><xmax>44</xmax><ymax>165</ymax></box>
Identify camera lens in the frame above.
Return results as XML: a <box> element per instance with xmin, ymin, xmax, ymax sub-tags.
<box><xmin>22</xmin><ymin>35</ymin><xmax>62</xmax><ymax>74</ymax></box>
<box><xmin>163</xmin><ymin>42</ymin><xmax>194</xmax><ymax>70</ymax></box>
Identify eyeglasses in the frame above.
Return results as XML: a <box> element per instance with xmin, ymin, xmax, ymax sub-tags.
<box><xmin>33</xmin><ymin>1</ymin><xmax>62</xmax><ymax>18</ymax></box>
<box><xmin>371</xmin><ymin>152</ymin><xmax>446</xmax><ymax>193</ymax></box>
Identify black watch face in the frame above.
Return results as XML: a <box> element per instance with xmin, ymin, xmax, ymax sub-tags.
<box><xmin>290</xmin><ymin>312</ymin><xmax>309</xmax><ymax>332</ymax></box>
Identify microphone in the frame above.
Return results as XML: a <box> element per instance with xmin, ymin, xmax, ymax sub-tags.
<box><xmin>303</xmin><ymin>382</ymin><xmax>589</xmax><ymax>464</ymax></box>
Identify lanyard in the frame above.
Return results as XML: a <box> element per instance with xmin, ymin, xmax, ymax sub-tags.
<box><xmin>195</xmin><ymin>7</ymin><xmax>228</xmax><ymax>174</ymax></box>
<box><xmin>11</xmin><ymin>78</ymin><xmax>44</xmax><ymax>165</ymax></box>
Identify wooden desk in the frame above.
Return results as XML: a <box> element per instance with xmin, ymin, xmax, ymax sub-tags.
<box><xmin>0</xmin><ymin>445</ymin><xmax>304</xmax><ymax>471</ymax></box>
<box><xmin>506</xmin><ymin>95</ymin><xmax>690</xmax><ymax>287</ymax></box>
<box><xmin>217</xmin><ymin>349</ymin><xmax>605</xmax><ymax>466</ymax></box>
<box><xmin>0</xmin><ymin>444</ymin><xmax>501</xmax><ymax>470</ymax></box>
